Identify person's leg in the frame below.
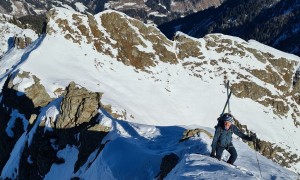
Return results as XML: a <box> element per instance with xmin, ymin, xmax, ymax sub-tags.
<box><xmin>226</xmin><ymin>145</ymin><xmax>237</xmax><ymax>165</ymax></box>
<box><xmin>215</xmin><ymin>146</ymin><xmax>225</xmax><ymax>161</ymax></box>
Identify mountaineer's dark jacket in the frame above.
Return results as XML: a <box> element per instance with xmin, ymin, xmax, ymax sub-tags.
<box><xmin>211</xmin><ymin>125</ymin><xmax>251</xmax><ymax>153</ymax></box>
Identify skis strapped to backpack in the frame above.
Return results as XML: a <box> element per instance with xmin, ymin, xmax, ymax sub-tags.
<box><xmin>216</xmin><ymin>81</ymin><xmax>232</xmax><ymax>128</ymax></box>
<box><xmin>221</xmin><ymin>81</ymin><xmax>231</xmax><ymax>115</ymax></box>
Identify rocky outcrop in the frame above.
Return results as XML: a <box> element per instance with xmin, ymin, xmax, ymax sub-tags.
<box><xmin>179</xmin><ymin>128</ymin><xmax>213</xmax><ymax>142</ymax></box>
<box><xmin>4</xmin><ymin>9</ymin><xmax>297</xmax><ymax>176</ymax></box>
<box><xmin>0</xmin><ymin>95</ymin><xmax>18</xmax><ymax>171</ymax></box>
<box><xmin>102</xmin><ymin>104</ymin><xmax>128</xmax><ymax>120</ymax></box>
<box><xmin>190</xmin><ymin>34</ymin><xmax>300</xmax><ymax>122</ymax></box>
<box><xmin>156</xmin><ymin>153</ymin><xmax>179</xmax><ymax>180</ymax></box>
<box><xmin>174</xmin><ymin>34</ymin><xmax>204</xmax><ymax>60</ymax></box>
<box><xmin>293</xmin><ymin>70</ymin><xmax>300</xmax><ymax>86</ymax></box>
<box><xmin>56</xmin><ymin>81</ymin><xmax>102</xmax><ymax>129</ymax></box>
<box><xmin>181</xmin><ymin>119</ymin><xmax>300</xmax><ymax>171</ymax></box>
<box><xmin>1</xmin><ymin>71</ymin><xmax>51</xmax><ymax>118</ymax></box>
<box><xmin>47</xmin><ymin>9</ymin><xmax>300</xmax><ymax>122</ymax></box>
<box><xmin>0</xmin><ymin>72</ymin><xmax>51</xmax><ymax>174</ymax></box>
<box><xmin>47</xmin><ymin>9</ymin><xmax>177</xmax><ymax>70</ymax></box>
<box><xmin>17</xmin><ymin>81</ymin><xmax>110</xmax><ymax>178</ymax></box>
<box><xmin>234</xmin><ymin>119</ymin><xmax>300</xmax><ymax>169</ymax></box>
<box><xmin>25</xmin><ymin>76</ymin><xmax>52</xmax><ymax>108</ymax></box>
<box><xmin>0</xmin><ymin>76</ymin><xmax>110</xmax><ymax>178</ymax></box>
<box><xmin>54</xmin><ymin>82</ymin><xmax>110</xmax><ymax>174</ymax></box>
<box><xmin>14</xmin><ymin>35</ymin><xmax>32</xmax><ymax>49</ymax></box>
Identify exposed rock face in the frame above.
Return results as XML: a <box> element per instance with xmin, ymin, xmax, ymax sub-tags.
<box><xmin>56</xmin><ymin>81</ymin><xmax>102</xmax><ymax>129</ymax></box>
<box><xmin>47</xmin><ymin>9</ymin><xmax>300</xmax><ymax>124</ymax></box>
<box><xmin>156</xmin><ymin>153</ymin><xmax>179</xmax><ymax>180</ymax></box>
<box><xmin>14</xmin><ymin>35</ymin><xmax>32</xmax><ymax>49</ymax></box>
<box><xmin>183</xmin><ymin>34</ymin><xmax>300</xmax><ymax>123</ymax></box>
<box><xmin>1</xmin><ymin>71</ymin><xmax>51</xmax><ymax>118</ymax></box>
<box><xmin>0</xmin><ymin>95</ymin><xmax>18</xmax><ymax>171</ymax></box>
<box><xmin>54</xmin><ymin>81</ymin><xmax>109</xmax><ymax>175</ymax></box>
<box><xmin>0</xmin><ymin>72</ymin><xmax>52</xmax><ymax>176</ymax></box>
<box><xmin>0</xmin><ymin>74</ymin><xmax>110</xmax><ymax>178</ymax></box>
<box><xmin>234</xmin><ymin>119</ymin><xmax>300</xmax><ymax>169</ymax></box>
<box><xmin>174</xmin><ymin>34</ymin><xmax>204</xmax><ymax>60</ymax></box>
<box><xmin>102</xmin><ymin>104</ymin><xmax>128</xmax><ymax>120</ymax></box>
<box><xmin>47</xmin><ymin>9</ymin><xmax>177</xmax><ymax>70</ymax></box>
<box><xmin>292</xmin><ymin>80</ymin><xmax>300</xmax><ymax>127</ymax></box>
<box><xmin>180</xmin><ymin>128</ymin><xmax>213</xmax><ymax>142</ymax></box>
<box><xmin>182</xmin><ymin>123</ymin><xmax>300</xmax><ymax>171</ymax></box>
<box><xmin>25</xmin><ymin>76</ymin><xmax>51</xmax><ymax>108</ymax></box>
<box><xmin>43</xmin><ymin>10</ymin><xmax>300</xmax><ymax>171</ymax></box>
<box><xmin>0</xmin><ymin>18</ymin><xmax>38</xmax><ymax>58</ymax></box>
<box><xmin>1</xmin><ymin>7</ymin><xmax>300</xmax><ymax>176</ymax></box>
<box><xmin>16</xmin><ymin>81</ymin><xmax>109</xmax><ymax>178</ymax></box>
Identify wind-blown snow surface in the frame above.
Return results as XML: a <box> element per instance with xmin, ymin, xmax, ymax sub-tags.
<box><xmin>0</xmin><ymin>18</ymin><xmax>38</xmax><ymax>57</ymax></box>
<box><xmin>0</xmin><ymin>7</ymin><xmax>300</xmax><ymax>177</ymax></box>
<box><xmin>0</xmin><ymin>102</ymin><xmax>297</xmax><ymax>179</ymax></box>
<box><xmin>0</xmin><ymin>98</ymin><xmax>62</xmax><ymax>178</ymax></box>
<box><xmin>7</xmin><ymin>107</ymin><xmax>297</xmax><ymax>179</ymax></box>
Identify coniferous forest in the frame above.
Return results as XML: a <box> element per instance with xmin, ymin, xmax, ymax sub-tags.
<box><xmin>159</xmin><ymin>0</ymin><xmax>300</xmax><ymax>56</ymax></box>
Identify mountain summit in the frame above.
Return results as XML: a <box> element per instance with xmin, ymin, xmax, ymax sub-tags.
<box><xmin>0</xmin><ymin>7</ymin><xmax>300</xmax><ymax>179</ymax></box>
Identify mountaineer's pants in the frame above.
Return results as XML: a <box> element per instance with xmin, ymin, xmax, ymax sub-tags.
<box><xmin>215</xmin><ymin>144</ymin><xmax>237</xmax><ymax>165</ymax></box>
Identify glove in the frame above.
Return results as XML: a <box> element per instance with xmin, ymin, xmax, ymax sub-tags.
<box><xmin>250</xmin><ymin>134</ymin><xmax>256</xmax><ymax>141</ymax></box>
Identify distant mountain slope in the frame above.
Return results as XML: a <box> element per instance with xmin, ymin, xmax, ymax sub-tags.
<box><xmin>0</xmin><ymin>14</ymin><xmax>38</xmax><ymax>57</ymax></box>
<box><xmin>159</xmin><ymin>0</ymin><xmax>300</xmax><ymax>56</ymax></box>
<box><xmin>0</xmin><ymin>0</ymin><xmax>225</xmax><ymax>25</ymax></box>
<box><xmin>104</xmin><ymin>0</ymin><xmax>225</xmax><ymax>25</ymax></box>
<box><xmin>0</xmin><ymin>7</ymin><xmax>300</xmax><ymax>178</ymax></box>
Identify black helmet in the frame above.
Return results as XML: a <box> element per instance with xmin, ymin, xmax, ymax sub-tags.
<box><xmin>221</xmin><ymin>113</ymin><xmax>234</xmax><ymax>123</ymax></box>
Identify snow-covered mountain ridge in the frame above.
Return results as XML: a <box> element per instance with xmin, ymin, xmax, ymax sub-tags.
<box><xmin>45</xmin><ymin>7</ymin><xmax>300</xmax><ymax>123</ymax></box>
<box><xmin>0</xmin><ymin>7</ymin><xmax>300</xmax><ymax>178</ymax></box>
<box><xmin>0</xmin><ymin>14</ymin><xmax>38</xmax><ymax>57</ymax></box>
<box><xmin>159</xmin><ymin>0</ymin><xmax>300</xmax><ymax>57</ymax></box>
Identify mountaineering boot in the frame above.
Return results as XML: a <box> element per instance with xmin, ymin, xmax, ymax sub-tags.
<box><xmin>226</xmin><ymin>146</ymin><xmax>237</xmax><ymax>165</ymax></box>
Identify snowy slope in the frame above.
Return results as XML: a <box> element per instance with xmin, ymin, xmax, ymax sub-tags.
<box><xmin>79</xmin><ymin>111</ymin><xmax>297</xmax><ymax>179</ymax></box>
<box><xmin>1</xmin><ymin>104</ymin><xmax>298</xmax><ymax>179</ymax></box>
<box><xmin>0</xmin><ymin>7</ymin><xmax>300</xmax><ymax>177</ymax></box>
<box><xmin>0</xmin><ymin>17</ymin><xmax>38</xmax><ymax>57</ymax></box>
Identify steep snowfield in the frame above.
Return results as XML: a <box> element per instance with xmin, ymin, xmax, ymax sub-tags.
<box><xmin>0</xmin><ymin>97</ymin><xmax>62</xmax><ymax>178</ymax></box>
<box><xmin>2</xmin><ymin>104</ymin><xmax>298</xmax><ymax>179</ymax></box>
<box><xmin>0</xmin><ymin>19</ymin><xmax>38</xmax><ymax>57</ymax></box>
<box><xmin>1</xmin><ymin>34</ymin><xmax>300</xmax><ymax>175</ymax></box>
<box><xmin>2</xmin><ymin>29</ymin><xmax>300</xmax><ymax>160</ymax></box>
<box><xmin>78</xmin><ymin>112</ymin><xmax>297</xmax><ymax>179</ymax></box>
<box><xmin>1</xmin><ymin>7</ymin><xmax>300</xmax><ymax>177</ymax></box>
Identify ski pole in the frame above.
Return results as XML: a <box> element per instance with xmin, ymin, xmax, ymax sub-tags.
<box><xmin>253</xmin><ymin>137</ymin><xmax>263</xmax><ymax>179</ymax></box>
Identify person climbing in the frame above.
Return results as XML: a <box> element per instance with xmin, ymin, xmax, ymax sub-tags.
<box><xmin>210</xmin><ymin>113</ymin><xmax>256</xmax><ymax>165</ymax></box>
